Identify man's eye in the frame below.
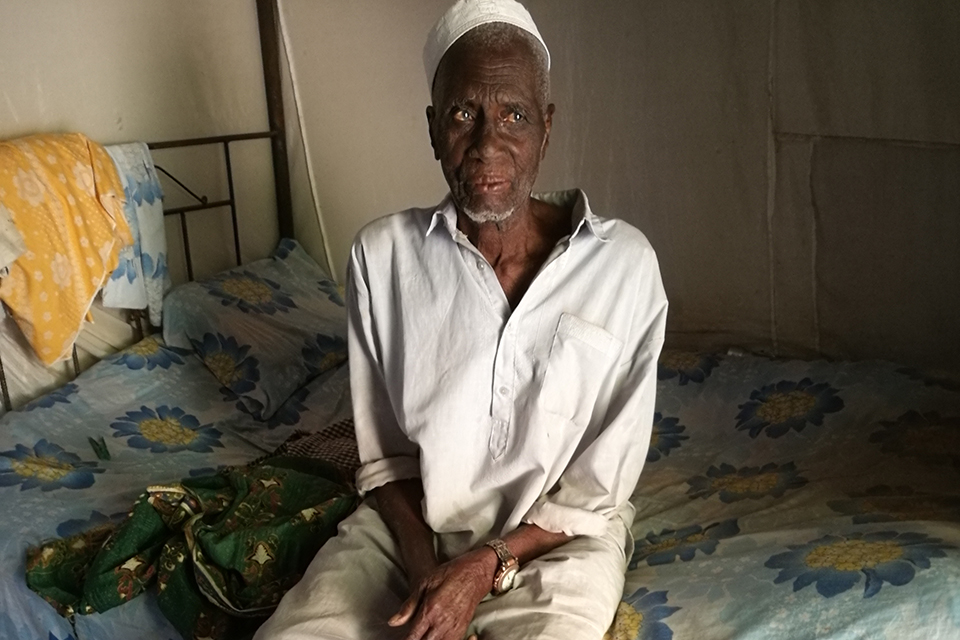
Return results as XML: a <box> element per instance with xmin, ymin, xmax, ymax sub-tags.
<box><xmin>453</xmin><ymin>109</ymin><xmax>472</xmax><ymax>122</ymax></box>
<box><xmin>507</xmin><ymin>111</ymin><xmax>525</xmax><ymax>123</ymax></box>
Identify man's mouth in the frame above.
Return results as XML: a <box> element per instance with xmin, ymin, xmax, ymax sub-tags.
<box><xmin>469</xmin><ymin>177</ymin><xmax>510</xmax><ymax>194</ymax></box>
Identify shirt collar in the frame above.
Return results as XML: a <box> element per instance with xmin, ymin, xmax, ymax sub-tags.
<box><xmin>425</xmin><ymin>189</ymin><xmax>610</xmax><ymax>243</ymax></box>
<box><xmin>539</xmin><ymin>189</ymin><xmax>610</xmax><ymax>243</ymax></box>
<box><xmin>425</xmin><ymin>194</ymin><xmax>459</xmax><ymax>238</ymax></box>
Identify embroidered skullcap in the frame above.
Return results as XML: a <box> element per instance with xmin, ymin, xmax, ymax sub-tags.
<box><xmin>423</xmin><ymin>0</ymin><xmax>550</xmax><ymax>89</ymax></box>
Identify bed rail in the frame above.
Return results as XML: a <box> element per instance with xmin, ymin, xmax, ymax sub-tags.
<box><xmin>148</xmin><ymin>131</ymin><xmax>277</xmax><ymax>281</ymax></box>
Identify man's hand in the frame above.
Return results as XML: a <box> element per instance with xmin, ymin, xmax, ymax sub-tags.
<box><xmin>372</xmin><ymin>480</ymin><xmax>574</xmax><ymax>639</ymax></box>
<box><xmin>388</xmin><ymin>546</ymin><xmax>497</xmax><ymax>640</ymax></box>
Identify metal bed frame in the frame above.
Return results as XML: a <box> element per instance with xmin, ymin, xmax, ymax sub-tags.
<box><xmin>151</xmin><ymin>131</ymin><xmax>279</xmax><ymax>282</ymax></box>
<box><xmin>0</xmin><ymin>0</ymin><xmax>295</xmax><ymax>413</ymax></box>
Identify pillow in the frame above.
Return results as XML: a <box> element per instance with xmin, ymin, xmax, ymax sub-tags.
<box><xmin>163</xmin><ymin>238</ymin><xmax>347</xmax><ymax>420</ymax></box>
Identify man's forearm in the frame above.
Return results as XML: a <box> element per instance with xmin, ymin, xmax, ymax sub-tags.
<box><xmin>498</xmin><ymin>523</ymin><xmax>573</xmax><ymax>566</ymax></box>
<box><xmin>464</xmin><ymin>522</ymin><xmax>573</xmax><ymax>595</ymax></box>
<box><xmin>371</xmin><ymin>479</ymin><xmax>438</xmax><ymax>583</ymax></box>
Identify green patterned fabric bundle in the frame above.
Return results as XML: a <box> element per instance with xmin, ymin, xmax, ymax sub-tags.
<box><xmin>25</xmin><ymin>457</ymin><xmax>358</xmax><ymax>640</ymax></box>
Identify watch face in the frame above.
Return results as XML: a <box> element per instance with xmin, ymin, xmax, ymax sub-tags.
<box><xmin>500</xmin><ymin>566</ymin><xmax>518</xmax><ymax>591</ymax></box>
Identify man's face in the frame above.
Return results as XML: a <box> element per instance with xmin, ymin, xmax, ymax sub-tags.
<box><xmin>427</xmin><ymin>35</ymin><xmax>554</xmax><ymax>223</ymax></box>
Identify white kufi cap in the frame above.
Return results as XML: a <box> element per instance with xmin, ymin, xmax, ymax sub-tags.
<box><xmin>423</xmin><ymin>0</ymin><xmax>550</xmax><ymax>90</ymax></box>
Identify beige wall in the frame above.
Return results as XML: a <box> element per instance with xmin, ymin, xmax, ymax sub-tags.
<box><xmin>278</xmin><ymin>0</ymin><xmax>449</xmax><ymax>283</ymax></box>
<box><xmin>769</xmin><ymin>1</ymin><xmax>960</xmax><ymax>372</ymax></box>
<box><xmin>281</xmin><ymin>0</ymin><xmax>959</xmax><ymax>375</ymax></box>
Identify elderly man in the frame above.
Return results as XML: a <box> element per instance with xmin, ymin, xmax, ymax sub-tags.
<box><xmin>256</xmin><ymin>1</ymin><xmax>667</xmax><ymax>638</ymax></box>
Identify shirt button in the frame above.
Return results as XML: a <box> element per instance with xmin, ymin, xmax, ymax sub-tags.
<box><xmin>498</xmin><ymin>386</ymin><xmax>509</xmax><ymax>396</ymax></box>
<box><xmin>476</xmin><ymin>260</ymin><xmax>485</xmax><ymax>270</ymax></box>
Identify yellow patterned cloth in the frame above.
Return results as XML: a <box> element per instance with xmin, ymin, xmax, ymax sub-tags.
<box><xmin>0</xmin><ymin>134</ymin><xmax>132</xmax><ymax>365</ymax></box>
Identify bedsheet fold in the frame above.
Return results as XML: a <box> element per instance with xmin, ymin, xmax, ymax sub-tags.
<box><xmin>103</xmin><ymin>143</ymin><xmax>169</xmax><ymax>326</ymax></box>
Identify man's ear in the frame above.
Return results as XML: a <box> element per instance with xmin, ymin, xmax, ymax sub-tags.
<box><xmin>426</xmin><ymin>105</ymin><xmax>439</xmax><ymax>160</ymax></box>
<box><xmin>540</xmin><ymin>103</ymin><xmax>556</xmax><ymax>160</ymax></box>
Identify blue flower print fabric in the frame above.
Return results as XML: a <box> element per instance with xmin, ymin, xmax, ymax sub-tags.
<box><xmin>107</xmin><ymin>335</ymin><xmax>188</xmax><ymax>371</ymax></box>
<box><xmin>23</xmin><ymin>384</ymin><xmax>79</xmax><ymax>411</ymax></box>
<box><xmin>606</xmin><ymin>354</ymin><xmax>960</xmax><ymax>640</ymax></box>
<box><xmin>685</xmin><ymin>462</ymin><xmax>808</xmax><ymax>502</ymax></box>
<box><xmin>765</xmin><ymin>530</ymin><xmax>953</xmax><ymax>599</ymax></box>
<box><xmin>735</xmin><ymin>378</ymin><xmax>844</xmax><ymax>438</ymax></box>
<box><xmin>163</xmin><ymin>239</ymin><xmax>347</xmax><ymax>421</ymax></box>
<box><xmin>0</xmin><ymin>439</ymin><xmax>104</xmax><ymax>491</ymax></box>
<box><xmin>110</xmin><ymin>405</ymin><xmax>224</xmax><ymax>454</ymax></box>
<box><xmin>608</xmin><ymin>587</ymin><xmax>680</xmax><ymax>640</ymax></box>
<box><xmin>646</xmin><ymin>413</ymin><xmax>688</xmax><ymax>462</ymax></box>
<box><xmin>102</xmin><ymin>143</ymin><xmax>170</xmax><ymax>326</ymax></box>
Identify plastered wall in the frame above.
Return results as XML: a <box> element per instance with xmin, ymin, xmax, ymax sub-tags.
<box><xmin>770</xmin><ymin>1</ymin><xmax>960</xmax><ymax>372</ymax></box>
<box><xmin>280</xmin><ymin>0</ymin><xmax>959</xmax><ymax>375</ymax></box>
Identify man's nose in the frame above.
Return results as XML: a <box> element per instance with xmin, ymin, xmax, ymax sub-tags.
<box><xmin>469</xmin><ymin>113</ymin><xmax>503</xmax><ymax>158</ymax></box>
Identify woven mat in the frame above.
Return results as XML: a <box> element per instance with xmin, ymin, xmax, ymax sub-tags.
<box><xmin>272</xmin><ymin>418</ymin><xmax>360</xmax><ymax>483</ymax></box>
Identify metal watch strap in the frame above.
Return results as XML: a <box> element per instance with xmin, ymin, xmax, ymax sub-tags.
<box><xmin>485</xmin><ymin>538</ymin><xmax>516</xmax><ymax>564</ymax></box>
<box><xmin>485</xmin><ymin>538</ymin><xmax>519</xmax><ymax>595</ymax></box>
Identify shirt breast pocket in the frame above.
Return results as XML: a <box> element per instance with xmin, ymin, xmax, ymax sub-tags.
<box><xmin>539</xmin><ymin>313</ymin><xmax>623</xmax><ymax>427</ymax></box>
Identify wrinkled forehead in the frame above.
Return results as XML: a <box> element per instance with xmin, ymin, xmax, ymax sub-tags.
<box><xmin>432</xmin><ymin>24</ymin><xmax>548</xmax><ymax>103</ymax></box>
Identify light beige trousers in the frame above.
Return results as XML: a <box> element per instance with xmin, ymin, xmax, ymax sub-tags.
<box><xmin>254</xmin><ymin>502</ymin><xmax>630</xmax><ymax>640</ymax></box>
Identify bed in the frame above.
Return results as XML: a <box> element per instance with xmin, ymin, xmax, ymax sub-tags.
<box><xmin>2</xmin><ymin>137</ymin><xmax>958</xmax><ymax>640</ymax></box>
<box><xmin>0</xmin><ymin>2</ymin><xmax>361</xmax><ymax>634</ymax></box>
<box><xmin>1</xmin><ymin>146</ymin><xmax>959</xmax><ymax>640</ymax></box>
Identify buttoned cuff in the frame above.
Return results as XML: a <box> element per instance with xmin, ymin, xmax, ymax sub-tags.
<box><xmin>522</xmin><ymin>499</ymin><xmax>611</xmax><ymax>538</ymax></box>
<box><xmin>355</xmin><ymin>456</ymin><xmax>422</xmax><ymax>496</ymax></box>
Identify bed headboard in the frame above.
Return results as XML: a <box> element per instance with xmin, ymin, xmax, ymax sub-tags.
<box><xmin>149</xmin><ymin>131</ymin><xmax>278</xmax><ymax>281</ymax></box>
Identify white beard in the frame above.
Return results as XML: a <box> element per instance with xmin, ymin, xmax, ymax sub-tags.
<box><xmin>463</xmin><ymin>205</ymin><xmax>516</xmax><ymax>224</ymax></box>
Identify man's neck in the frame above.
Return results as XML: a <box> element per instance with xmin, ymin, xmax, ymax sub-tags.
<box><xmin>456</xmin><ymin>196</ymin><xmax>571</xmax><ymax>308</ymax></box>
<box><xmin>457</xmin><ymin>198</ymin><xmax>566</xmax><ymax>258</ymax></box>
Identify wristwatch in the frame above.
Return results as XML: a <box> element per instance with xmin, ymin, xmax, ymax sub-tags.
<box><xmin>484</xmin><ymin>538</ymin><xmax>520</xmax><ymax>595</ymax></box>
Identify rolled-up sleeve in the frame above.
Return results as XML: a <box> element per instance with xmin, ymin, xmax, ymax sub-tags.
<box><xmin>522</xmin><ymin>250</ymin><xmax>668</xmax><ymax>537</ymax></box>
<box><xmin>347</xmin><ymin>240</ymin><xmax>421</xmax><ymax>495</ymax></box>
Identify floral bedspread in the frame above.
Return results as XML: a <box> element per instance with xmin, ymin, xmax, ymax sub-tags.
<box><xmin>609</xmin><ymin>352</ymin><xmax>960</xmax><ymax>640</ymax></box>
<box><xmin>0</xmin><ymin>336</ymin><xmax>351</xmax><ymax>640</ymax></box>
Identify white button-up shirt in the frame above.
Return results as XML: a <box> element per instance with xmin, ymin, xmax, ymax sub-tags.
<box><xmin>347</xmin><ymin>189</ymin><xmax>667</xmax><ymax>549</ymax></box>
